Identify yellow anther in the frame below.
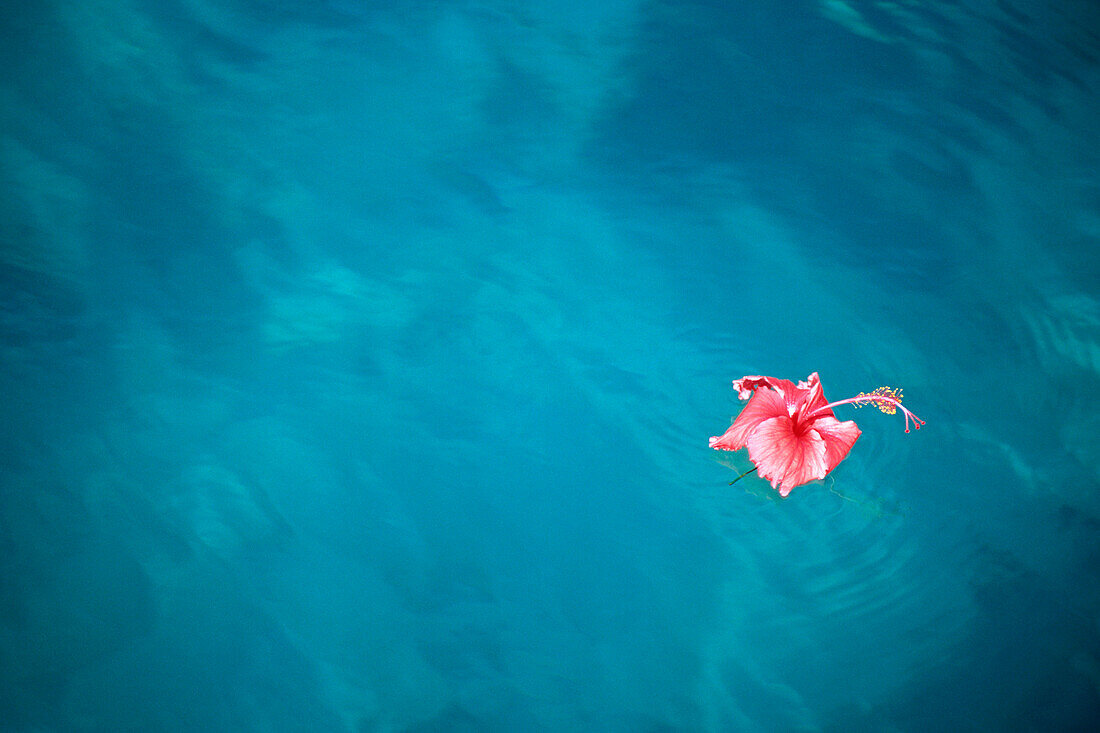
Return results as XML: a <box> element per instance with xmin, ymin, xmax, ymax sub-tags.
<box><xmin>855</xmin><ymin>386</ymin><xmax>902</xmax><ymax>415</ymax></box>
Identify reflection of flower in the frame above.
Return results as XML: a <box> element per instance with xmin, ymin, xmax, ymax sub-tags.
<box><xmin>709</xmin><ymin>373</ymin><xmax>923</xmax><ymax>497</ymax></box>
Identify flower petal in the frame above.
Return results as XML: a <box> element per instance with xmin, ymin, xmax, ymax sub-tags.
<box><xmin>731</xmin><ymin>375</ymin><xmax>801</xmax><ymax>403</ymax></box>
<box><xmin>745</xmin><ymin>416</ymin><xmax>829</xmax><ymax>496</ymax></box>
<box><xmin>796</xmin><ymin>372</ymin><xmax>833</xmax><ymax>419</ymax></box>
<box><xmin>810</xmin><ymin>416</ymin><xmax>861</xmax><ymax>473</ymax></box>
<box><xmin>709</xmin><ymin>386</ymin><xmax>787</xmax><ymax>451</ymax></box>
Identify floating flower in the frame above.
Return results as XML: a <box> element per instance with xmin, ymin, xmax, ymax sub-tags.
<box><xmin>709</xmin><ymin>372</ymin><xmax>923</xmax><ymax>496</ymax></box>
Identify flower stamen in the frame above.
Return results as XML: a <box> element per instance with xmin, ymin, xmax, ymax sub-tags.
<box><xmin>855</xmin><ymin>386</ymin><xmax>902</xmax><ymax>415</ymax></box>
<box><xmin>810</xmin><ymin>386</ymin><xmax>925</xmax><ymax>433</ymax></box>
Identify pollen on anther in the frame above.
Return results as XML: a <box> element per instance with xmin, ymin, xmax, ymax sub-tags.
<box><xmin>855</xmin><ymin>386</ymin><xmax>903</xmax><ymax>415</ymax></box>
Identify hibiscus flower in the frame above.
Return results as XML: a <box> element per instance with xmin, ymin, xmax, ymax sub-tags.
<box><xmin>709</xmin><ymin>372</ymin><xmax>923</xmax><ymax>496</ymax></box>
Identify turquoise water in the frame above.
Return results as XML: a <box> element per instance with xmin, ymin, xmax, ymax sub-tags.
<box><xmin>2</xmin><ymin>1</ymin><xmax>1099</xmax><ymax>730</ymax></box>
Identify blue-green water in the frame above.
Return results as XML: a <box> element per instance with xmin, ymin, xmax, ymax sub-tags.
<box><xmin>2</xmin><ymin>1</ymin><xmax>1098</xmax><ymax>730</ymax></box>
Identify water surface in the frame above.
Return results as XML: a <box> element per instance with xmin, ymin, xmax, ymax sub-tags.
<box><xmin>1</xmin><ymin>1</ymin><xmax>1098</xmax><ymax>730</ymax></box>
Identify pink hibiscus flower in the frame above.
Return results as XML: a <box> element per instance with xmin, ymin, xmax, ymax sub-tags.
<box><xmin>709</xmin><ymin>372</ymin><xmax>923</xmax><ymax>497</ymax></box>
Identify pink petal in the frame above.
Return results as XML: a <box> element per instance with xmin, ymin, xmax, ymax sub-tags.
<box><xmin>745</xmin><ymin>416</ymin><xmax>829</xmax><ymax>496</ymax></box>
<box><xmin>731</xmin><ymin>375</ymin><xmax>800</xmax><ymax>402</ymax></box>
<box><xmin>709</xmin><ymin>387</ymin><xmax>787</xmax><ymax>451</ymax></box>
<box><xmin>796</xmin><ymin>372</ymin><xmax>833</xmax><ymax>418</ymax></box>
<box><xmin>810</xmin><ymin>416</ymin><xmax>861</xmax><ymax>473</ymax></box>
<box><xmin>731</xmin><ymin>375</ymin><xmax>769</xmax><ymax>400</ymax></box>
